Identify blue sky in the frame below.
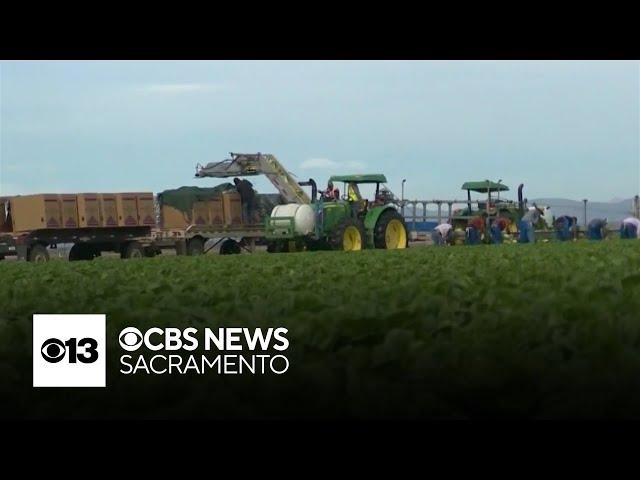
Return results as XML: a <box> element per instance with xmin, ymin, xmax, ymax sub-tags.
<box><xmin>0</xmin><ymin>60</ymin><xmax>638</xmax><ymax>202</ymax></box>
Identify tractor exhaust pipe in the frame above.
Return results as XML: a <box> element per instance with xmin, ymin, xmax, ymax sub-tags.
<box><xmin>518</xmin><ymin>184</ymin><xmax>524</xmax><ymax>213</ymax></box>
<box><xmin>299</xmin><ymin>179</ymin><xmax>317</xmax><ymax>202</ymax></box>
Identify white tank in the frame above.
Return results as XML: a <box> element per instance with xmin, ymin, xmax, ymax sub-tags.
<box><xmin>270</xmin><ymin>203</ymin><xmax>316</xmax><ymax>235</ymax></box>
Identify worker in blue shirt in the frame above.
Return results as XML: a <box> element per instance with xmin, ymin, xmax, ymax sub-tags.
<box><xmin>490</xmin><ymin>217</ymin><xmax>509</xmax><ymax>244</ymax></box>
<box><xmin>554</xmin><ymin>215</ymin><xmax>577</xmax><ymax>241</ymax></box>
<box><xmin>587</xmin><ymin>218</ymin><xmax>607</xmax><ymax>240</ymax></box>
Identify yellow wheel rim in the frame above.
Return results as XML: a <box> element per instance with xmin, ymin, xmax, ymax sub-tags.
<box><xmin>385</xmin><ymin>219</ymin><xmax>407</xmax><ymax>249</ymax></box>
<box><xmin>342</xmin><ymin>226</ymin><xmax>362</xmax><ymax>251</ymax></box>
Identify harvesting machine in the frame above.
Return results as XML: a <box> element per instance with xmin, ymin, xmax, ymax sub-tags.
<box><xmin>196</xmin><ymin>153</ymin><xmax>408</xmax><ymax>252</ymax></box>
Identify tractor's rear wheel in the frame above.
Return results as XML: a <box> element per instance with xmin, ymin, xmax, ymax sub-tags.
<box><xmin>374</xmin><ymin>209</ymin><xmax>408</xmax><ymax>249</ymax></box>
<box><xmin>330</xmin><ymin>218</ymin><xmax>365</xmax><ymax>251</ymax></box>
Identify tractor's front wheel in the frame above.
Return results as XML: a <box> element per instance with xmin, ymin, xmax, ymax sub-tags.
<box><xmin>374</xmin><ymin>209</ymin><xmax>408</xmax><ymax>249</ymax></box>
<box><xmin>330</xmin><ymin>218</ymin><xmax>365</xmax><ymax>252</ymax></box>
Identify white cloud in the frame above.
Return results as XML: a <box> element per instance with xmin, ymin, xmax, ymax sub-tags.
<box><xmin>300</xmin><ymin>158</ymin><xmax>337</xmax><ymax>169</ymax></box>
<box><xmin>300</xmin><ymin>158</ymin><xmax>366</xmax><ymax>171</ymax></box>
<box><xmin>139</xmin><ymin>83</ymin><xmax>225</xmax><ymax>94</ymax></box>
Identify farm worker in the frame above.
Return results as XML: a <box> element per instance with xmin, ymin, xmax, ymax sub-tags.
<box><xmin>518</xmin><ymin>205</ymin><xmax>544</xmax><ymax>243</ymax></box>
<box><xmin>465</xmin><ymin>226</ymin><xmax>480</xmax><ymax>245</ymax></box>
<box><xmin>587</xmin><ymin>218</ymin><xmax>607</xmax><ymax>240</ymax></box>
<box><xmin>347</xmin><ymin>183</ymin><xmax>359</xmax><ymax>202</ymax></box>
<box><xmin>233</xmin><ymin>177</ymin><xmax>256</xmax><ymax>224</ymax></box>
<box><xmin>554</xmin><ymin>215</ymin><xmax>577</xmax><ymax>241</ymax></box>
<box><xmin>490</xmin><ymin>217</ymin><xmax>509</xmax><ymax>244</ymax></box>
<box><xmin>322</xmin><ymin>181</ymin><xmax>340</xmax><ymax>201</ymax></box>
<box><xmin>620</xmin><ymin>217</ymin><xmax>640</xmax><ymax>239</ymax></box>
<box><xmin>465</xmin><ymin>212</ymin><xmax>487</xmax><ymax>245</ymax></box>
<box><xmin>432</xmin><ymin>222</ymin><xmax>453</xmax><ymax>246</ymax></box>
<box><xmin>468</xmin><ymin>214</ymin><xmax>486</xmax><ymax>233</ymax></box>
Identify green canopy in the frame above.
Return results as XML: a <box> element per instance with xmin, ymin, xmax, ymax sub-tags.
<box><xmin>329</xmin><ymin>174</ymin><xmax>387</xmax><ymax>184</ymax></box>
<box><xmin>461</xmin><ymin>181</ymin><xmax>509</xmax><ymax>193</ymax></box>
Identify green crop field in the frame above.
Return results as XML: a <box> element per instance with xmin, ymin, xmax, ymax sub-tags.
<box><xmin>2</xmin><ymin>240</ymin><xmax>640</xmax><ymax>419</ymax></box>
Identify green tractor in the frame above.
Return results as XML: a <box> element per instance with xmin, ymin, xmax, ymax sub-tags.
<box><xmin>265</xmin><ymin>174</ymin><xmax>408</xmax><ymax>252</ymax></box>
<box><xmin>450</xmin><ymin>180</ymin><xmax>554</xmax><ymax>239</ymax></box>
<box><xmin>451</xmin><ymin>180</ymin><xmax>519</xmax><ymax>233</ymax></box>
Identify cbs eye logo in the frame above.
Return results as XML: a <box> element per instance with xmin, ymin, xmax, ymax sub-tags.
<box><xmin>33</xmin><ymin>314</ymin><xmax>106</xmax><ymax>388</ymax></box>
<box><xmin>119</xmin><ymin>327</ymin><xmax>143</xmax><ymax>351</ymax></box>
<box><xmin>41</xmin><ymin>337</ymin><xmax>99</xmax><ymax>364</ymax></box>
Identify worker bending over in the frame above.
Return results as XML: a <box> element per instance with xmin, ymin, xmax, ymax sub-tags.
<box><xmin>518</xmin><ymin>205</ymin><xmax>544</xmax><ymax>243</ymax></box>
<box><xmin>587</xmin><ymin>218</ymin><xmax>607</xmax><ymax>240</ymax></box>
<box><xmin>432</xmin><ymin>222</ymin><xmax>453</xmax><ymax>246</ymax></box>
<box><xmin>554</xmin><ymin>215</ymin><xmax>578</xmax><ymax>241</ymax></box>
<box><xmin>465</xmin><ymin>212</ymin><xmax>487</xmax><ymax>245</ymax></box>
<box><xmin>621</xmin><ymin>217</ymin><xmax>640</xmax><ymax>239</ymax></box>
<box><xmin>490</xmin><ymin>217</ymin><xmax>509</xmax><ymax>244</ymax></box>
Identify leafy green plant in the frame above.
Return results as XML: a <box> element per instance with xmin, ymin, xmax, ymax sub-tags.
<box><xmin>2</xmin><ymin>240</ymin><xmax>640</xmax><ymax>418</ymax></box>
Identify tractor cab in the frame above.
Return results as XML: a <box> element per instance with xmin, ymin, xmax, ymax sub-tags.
<box><xmin>328</xmin><ymin>174</ymin><xmax>391</xmax><ymax>217</ymax></box>
<box><xmin>460</xmin><ymin>180</ymin><xmax>511</xmax><ymax>215</ymax></box>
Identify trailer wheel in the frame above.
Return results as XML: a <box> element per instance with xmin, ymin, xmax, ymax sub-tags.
<box><xmin>266</xmin><ymin>240</ymin><xmax>288</xmax><ymax>253</ymax></box>
<box><xmin>187</xmin><ymin>237</ymin><xmax>204</xmax><ymax>256</ymax></box>
<box><xmin>121</xmin><ymin>241</ymin><xmax>144</xmax><ymax>259</ymax></box>
<box><xmin>28</xmin><ymin>244</ymin><xmax>50</xmax><ymax>263</ymax></box>
<box><xmin>69</xmin><ymin>243</ymin><xmax>99</xmax><ymax>261</ymax></box>
<box><xmin>220</xmin><ymin>239</ymin><xmax>241</xmax><ymax>255</ymax></box>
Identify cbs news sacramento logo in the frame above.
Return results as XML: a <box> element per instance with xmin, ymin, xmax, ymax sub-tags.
<box><xmin>33</xmin><ymin>314</ymin><xmax>290</xmax><ymax>387</ymax></box>
<box><xmin>33</xmin><ymin>314</ymin><xmax>106</xmax><ymax>387</ymax></box>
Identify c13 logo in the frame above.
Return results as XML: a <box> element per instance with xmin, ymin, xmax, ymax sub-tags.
<box><xmin>41</xmin><ymin>337</ymin><xmax>99</xmax><ymax>364</ymax></box>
